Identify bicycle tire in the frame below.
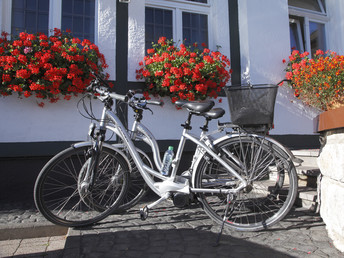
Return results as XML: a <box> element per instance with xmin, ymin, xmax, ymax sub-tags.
<box><xmin>34</xmin><ymin>143</ymin><xmax>129</xmax><ymax>227</ymax></box>
<box><xmin>194</xmin><ymin>136</ymin><xmax>298</xmax><ymax>231</ymax></box>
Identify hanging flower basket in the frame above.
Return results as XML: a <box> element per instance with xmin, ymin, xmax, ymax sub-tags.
<box><xmin>0</xmin><ymin>28</ymin><xmax>109</xmax><ymax>106</ymax></box>
<box><xmin>283</xmin><ymin>50</ymin><xmax>344</xmax><ymax>111</ymax></box>
<box><xmin>136</xmin><ymin>37</ymin><xmax>232</xmax><ymax>103</ymax></box>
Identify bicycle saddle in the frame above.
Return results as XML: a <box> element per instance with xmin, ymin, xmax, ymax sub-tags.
<box><xmin>175</xmin><ymin>100</ymin><xmax>215</xmax><ymax>114</ymax></box>
<box><xmin>203</xmin><ymin>108</ymin><xmax>225</xmax><ymax>120</ymax></box>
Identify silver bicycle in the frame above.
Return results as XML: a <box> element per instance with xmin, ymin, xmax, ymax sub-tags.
<box><xmin>34</xmin><ymin>74</ymin><xmax>299</xmax><ymax>234</ymax></box>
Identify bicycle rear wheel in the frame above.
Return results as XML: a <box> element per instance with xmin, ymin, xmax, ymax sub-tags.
<box><xmin>34</xmin><ymin>143</ymin><xmax>129</xmax><ymax>227</ymax></box>
<box><xmin>194</xmin><ymin>136</ymin><xmax>298</xmax><ymax>231</ymax></box>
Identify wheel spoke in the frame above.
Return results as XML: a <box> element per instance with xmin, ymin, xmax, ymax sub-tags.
<box><xmin>195</xmin><ymin>136</ymin><xmax>297</xmax><ymax>231</ymax></box>
<box><xmin>34</xmin><ymin>144</ymin><xmax>129</xmax><ymax>227</ymax></box>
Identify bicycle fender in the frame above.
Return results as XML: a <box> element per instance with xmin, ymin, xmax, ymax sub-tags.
<box><xmin>71</xmin><ymin>141</ymin><xmax>132</xmax><ymax>172</ymax></box>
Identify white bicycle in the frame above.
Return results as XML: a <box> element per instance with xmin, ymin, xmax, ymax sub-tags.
<box><xmin>34</xmin><ymin>73</ymin><xmax>299</xmax><ymax>236</ymax></box>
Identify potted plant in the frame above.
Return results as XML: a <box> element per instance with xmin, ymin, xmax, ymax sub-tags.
<box><xmin>136</xmin><ymin>37</ymin><xmax>232</xmax><ymax>103</ymax></box>
<box><xmin>284</xmin><ymin>49</ymin><xmax>344</xmax><ymax>252</ymax></box>
<box><xmin>0</xmin><ymin>28</ymin><xmax>109</xmax><ymax>107</ymax></box>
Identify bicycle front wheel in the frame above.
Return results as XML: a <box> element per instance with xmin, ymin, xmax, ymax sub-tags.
<box><xmin>194</xmin><ymin>136</ymin><xmax>298</xmax><ymax>231</ymax></box>
<box><xmin>34</xmin><ymin>143</ymin><xmax>129</xmax><ymax>227</ymax></box>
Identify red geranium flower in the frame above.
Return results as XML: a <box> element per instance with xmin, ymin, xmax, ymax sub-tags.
<box><xmin>0</xmin><ymin>28</ymin><xmax>109</xmax><ymax>104</ymax></box>
<box><xmin>137</xmin><ymin>38</ymin><xmax>231</xmax><ymax>102</ymax></box>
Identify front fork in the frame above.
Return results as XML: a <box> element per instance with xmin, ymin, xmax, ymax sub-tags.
<box><xmin>80</xmin><ymin>123</ymin><xmax>105</xmax><ymax>193</ymax></box>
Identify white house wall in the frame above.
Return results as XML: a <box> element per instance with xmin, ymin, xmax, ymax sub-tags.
<box><xmin>0</xmin><ymin>0</ymin><xmax>114</xmax><ymax>143</ymax></box>
<box><xmin>238</xmin><ymin>0</ymin><xmax>320</xmax><ymax>135</ymax></box>
<box><xmin>97</xmin><ymin>0</ymin><xmax>117</xmax><ymax>81</ymax></box>
<box><xmin>327</xmin><ymin>0</ymin><xmax>344</xmax><ymax>55</ymax></box>
<box><xmin>0</xmin><ymin>95</ymin><xmax>104</xmax><ymax>143</ymax></box>
<box><xmin>1</xmin><ymin>0</ymin><xmax>344</xmax><ymax>144</ymax></box>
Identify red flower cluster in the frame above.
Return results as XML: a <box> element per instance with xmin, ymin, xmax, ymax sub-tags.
<box><xmin>136</xmin><ymin>37</ymin><xmax>231</xmax><ymax>103</ymax></box>
<box><xmin>284</xmin><ymin>50</ymin><xmax>344</xmax><ymax>110</ymax></box>
<box><xmin>0</xmin><ymin>28</ymin><xmax>109</xmax><ymax>104</ymax></box>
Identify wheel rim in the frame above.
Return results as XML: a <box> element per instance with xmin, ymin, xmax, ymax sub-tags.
<box><xmin>36</xmin><ymin>145</ymin><xmax>128</xmax><ymax>226</ymax></box>
<box><xmin>196</xmin><ymin>137</ymin><xmax>297</xmax><ymax>230</ymax></box>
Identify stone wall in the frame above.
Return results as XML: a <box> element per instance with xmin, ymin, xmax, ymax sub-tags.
<box><xmin>317</xmin><ymin>131</ymin><xmax>344</xmax><ymax>252</ymax></box>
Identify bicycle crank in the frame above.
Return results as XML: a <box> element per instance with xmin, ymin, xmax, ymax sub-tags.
<box><xmin>140</xmin><ymin>206</ymin><xmax>149</xmax><ymax>221</ymax></box>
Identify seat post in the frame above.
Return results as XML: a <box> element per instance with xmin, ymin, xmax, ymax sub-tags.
<box><xmin>200</xmin><ymin>118</ymin><xmax>210</xmax><ymax>132</ymax></box>
<box><xmin>181</xmin><ymin>112</ymin><xmax>193</xmax><ymax>130</ymax></box>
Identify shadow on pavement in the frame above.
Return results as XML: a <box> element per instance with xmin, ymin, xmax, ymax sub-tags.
<box><xmin>63</xmin><ymin>228</ymin><xmax>294</xmax><ymax>258</ymax></box>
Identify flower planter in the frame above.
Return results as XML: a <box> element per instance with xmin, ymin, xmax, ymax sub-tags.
<box><xmin>317</xmin><ymin>107</ymin><xmax>344</xmax><ymax>252</ymax></box>
<box><xmin>317</xmin><ymin>106</ymin><xmax>344</xmax><ymax>132</ymax></box>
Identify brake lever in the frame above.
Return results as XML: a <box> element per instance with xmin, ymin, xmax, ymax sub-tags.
<box><xmin>86</xmin><ymin>79</ymin><xmax>99</xmax><ymax>92</ymax></box>
<box><xmin>145</xmin><ymin>106</ymin><xmax>153</xmax><ymax>115</ymax></box>
<box><xmin>134</xmin><ymin>97</ymin><xmax>154</xmax><ymax>114</ymax></box>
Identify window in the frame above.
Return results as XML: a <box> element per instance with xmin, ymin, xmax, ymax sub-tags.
<box><xmin>11</xmin><ymin>0</ymin><xmax>50</xmax><ymax>36</ymax></box>
<box><xmin>288</xmin><ymin>0</ymin><xmax>327</xmax><ymax>56</ymax></box>
<box><xmin>9</xmin><ymin>0</ymin><xmax>96</xmax><ymax>42</ymax></box>
<box><xmin>145</xmin><ymin>0</ymin><xmax>210</xmax><ymax>49</ymax></box>
<box><xmin>182</xmin><ymin>12</ymin><xmax>208</xmax><ymax>47</ymax></box>
<box><xmin>61</xmin><ymin>0</ymin><xmax>95</xmax><ymax>42</ymax></box>
<box><xmin>145</xmin><ymin>7</ymin><xmax>173</xmax><ymax>50</ymax></box>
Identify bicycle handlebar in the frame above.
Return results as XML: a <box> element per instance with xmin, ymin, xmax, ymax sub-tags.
<box><xmin>146</xmin><ymin>100</ymin><xmax>164</xmax><ymax>106</ymax></box>
<box><xmin>90</xmin><ymin>72</ymin><xmax>163</xmax><ymax>107</ymax></box>
<box><xmin>93</xmin><ymin>86</ymin><xmax>129</xmax><ymax>102</ymax></box>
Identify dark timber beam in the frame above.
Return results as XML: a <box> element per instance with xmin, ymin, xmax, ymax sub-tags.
<box><xmin>228</xmin><ymin>0</ymin><xmax>241</xmax><ymax>85</ymax></box>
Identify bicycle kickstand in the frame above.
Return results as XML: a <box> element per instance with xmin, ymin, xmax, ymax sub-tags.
<box><xmin>140</xmin><ymin>192</ymin><xmax>171</xmax><ymax>221</ymax></box>
<box><xmin>214</xmin><ymin>193</ymin><xmax>233</xmax><ymax>247</ymax></box>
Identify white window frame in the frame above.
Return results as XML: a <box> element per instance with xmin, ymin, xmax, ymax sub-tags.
<box><xmin>0</xmin><ymin>0</ymin><xmax>98</xmax><ymax>43</ymax></box>
<box><xmin>145</xmin><ymin>0</ymin><xmax>213</xmax><ymax>48</ymax></box>
<box><xmin>288</xmin><ymin>0</ymin><xmax>329</xmax><ymax>55</ymax></box>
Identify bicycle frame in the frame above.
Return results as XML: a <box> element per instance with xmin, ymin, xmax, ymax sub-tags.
<box><xmin>98</xmin><ymin>106</ymin><xmax>248</xmax><ymax>197</ymax></box>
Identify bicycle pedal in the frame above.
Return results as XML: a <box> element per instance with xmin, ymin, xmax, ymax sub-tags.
<box><xmin>140</xmin><ymin>206</ymin><xmax>149</xmax><ymax>221</ymax></box>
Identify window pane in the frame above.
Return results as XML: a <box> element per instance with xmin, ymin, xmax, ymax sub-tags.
<box><xmin>38</xmin><ymin>0</ymin><xmax>49</xmax><ymax>10</ymax></box>
<box><xmin>85</xmin><ymin>0</ymin><xmax>95</xmax><ymax>16</ymax></box>
<box><xmin>62</xmin><ymin>15</ymin><xmax>72</xmax><ymax>30</ymax></box>
<box><xmin>289</xmin><ymin>18</ymin><xmax>304</xmax><ymax>52</ymax></box>
<box><xmin>309</xmin><ymin>21</ymin><xmax>326</xmax><ymax>55</ymax></box>
<box><xmin>12</xmin><ymin>0</ymin><xmax>49</xmax><ymax>35</ymax></box>
<box><xmin>145</xmin><ymin>7</ymin><xmax>173</xmax><ymax>50</ymax></box>
<box><xmin>182</xmin><ymin>12</ymin><xmax>208</xmax><ymax>46</ymax></box>
<box><xmin>74</xmin><ymin>0</ymin><xmax>84</xmax><ymax>15</ymax></box>
<box><xmin>62</xmin><ymin>0</ymin><xmax>95</xmax><ymax>42</ymax></box>
<box><xmin>288</xmin><ymin>0</ymin><xmax>322</xmax><ymax>12</ymax></box>
<box><xmin>155</xmin><ymin>9</ymin><xmax>164</xmax><ymax>24</ymax></box>
<box><xmin>62</xmin><ymin>0</ymin><xmax>73</xmax><ymax>14</ymax></box>
<box><xmin>12</xmin><ymin>0</ymin><xmax>25</xmax><ymax>9</ymax></box>
<box><xmin>38</xmin><ymin>14</ymin><xmax>49</xmax><ymax>30</ymax></box>
<box><xmin>290</xmin><ymin>23</ymin><xmax>300</xmax><ymax>51</ymax></box>
<box><xmin>12</xmin><ymin>11</ymin><xmax>24</xmax><ymax>28</ymax></box>
<box><xmin>26</xmin><ymin>0</ymin><xmax>36</xmax><ymax>10</ymax></box>
<box><xmin>73</xmin><ymin>17</ymin><xmax>83</xmax><ymax>32</ymax></box>
<box><xmin>84</xmin><ymin>17</ymin><xmax>95</xmax><ymax>34</ymax></box>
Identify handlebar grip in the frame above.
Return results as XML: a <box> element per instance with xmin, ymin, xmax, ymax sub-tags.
<box><xmin>147</xmin><ymin>100</ymin><xmax>163</xmax><ymax>106</ymax></box>
<box><xmin>94</xmin><ymin>87</ymin><xmax>128</xmax><ymax>102</ymax></box>
<box><xmin>109</xmin><ymin>92</ymin><xmax>128</xmax><ymax>102</ymax></box>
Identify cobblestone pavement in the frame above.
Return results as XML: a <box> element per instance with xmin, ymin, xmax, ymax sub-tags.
<box><xmin>0</xmin><ymin>198</ymin><xmax>343</xmax><ymax>258</ymax></box>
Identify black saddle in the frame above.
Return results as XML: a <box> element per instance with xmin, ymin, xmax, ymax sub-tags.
<box><xmin>203</xmin><ymin>108</ymin><xmax>225</xmax><ymax>120</ymax></box>
<box><xmin>175</xmin><ymin>100</ymin><xmax>215</xmax><ymax>114</ymax></box>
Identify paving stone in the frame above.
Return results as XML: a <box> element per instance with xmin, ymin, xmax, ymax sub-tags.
<box><xmin>1</xmin><ymin>196</ymin><xmax>344</xmax><ymax>257</ymax></box>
